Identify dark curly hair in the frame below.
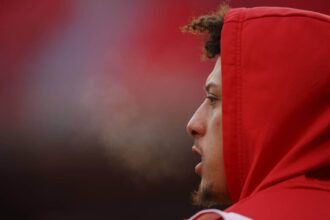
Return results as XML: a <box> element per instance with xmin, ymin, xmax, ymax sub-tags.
<box><xmin>182</xmin><ymin>3</ymin><xmax>230</xmax><ymax>59</ymax></box>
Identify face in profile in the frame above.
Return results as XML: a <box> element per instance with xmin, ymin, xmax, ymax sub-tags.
<box><xmin>186</xmin><ymin>57</ymin><xmax>230</xmax><ymax>207</ymax></box>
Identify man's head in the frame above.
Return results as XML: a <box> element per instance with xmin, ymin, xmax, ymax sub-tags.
<box><xmin>187</xmin><ymin>58</ymin><xmax>231</xmax><ymax>207</ymax></box>
<box><xmin>184</xmin><ymin>3</ymin><xmax>231</xmax><ymax>207</ymax></box>
<box><xmin>185</xmin><ymin>5</ymin><xmax>330</xmax><ymax>216</ymax></box>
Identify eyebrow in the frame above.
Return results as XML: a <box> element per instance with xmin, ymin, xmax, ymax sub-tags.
<box><xmin>204</xmin><ymin>82</ymin><xmax>219</xmax><ymax>93</ymax></box>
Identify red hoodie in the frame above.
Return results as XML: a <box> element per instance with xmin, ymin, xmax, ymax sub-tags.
<box><xmin>190</xmin><ymin>7</ymin><xmax>330</xmax><ymax>220</ymax></box>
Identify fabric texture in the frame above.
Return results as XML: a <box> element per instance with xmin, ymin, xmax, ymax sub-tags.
<box><xmin>221</xmin><ymin>7</ymin><xmax>330</xmax><ymax>219</ymax></box>
<box><xmin>188</xmin><ymin>209</ymin><xmax>252</xmax><ymax>220</ymax></box>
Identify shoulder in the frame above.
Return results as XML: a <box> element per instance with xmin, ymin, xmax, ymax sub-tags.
<box><xmin>226</xmin><ymin>178</ymin><xmax>330</xmax><ymax>220</ymax></box>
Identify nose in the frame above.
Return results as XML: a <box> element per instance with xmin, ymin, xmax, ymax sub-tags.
<box><xmin>186</xmin><ymin>104</ymin><xmax>206</xmax><ymax>137</ymax></box>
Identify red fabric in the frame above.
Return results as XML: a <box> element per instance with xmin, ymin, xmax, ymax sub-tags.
<box><xmin>221</xmin><ymin>7</ymin><xmax>330</xmax><ymax>219</ymax></box>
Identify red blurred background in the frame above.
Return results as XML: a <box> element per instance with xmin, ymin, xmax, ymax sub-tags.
<box><xmin>1</xmin><ymin>1</ymin><xmax>329</xmax><ymax>219</ymax></box>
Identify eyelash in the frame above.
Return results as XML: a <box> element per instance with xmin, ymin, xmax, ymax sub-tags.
<box><xmin>206</xmin><ymin>94</ymin><xmax>218</xmax><ymax>104</ymax></box>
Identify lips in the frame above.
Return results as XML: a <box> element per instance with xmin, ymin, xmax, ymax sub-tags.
<box><xmin>192</xmin><ymin>145</ymin><xmax>203</xmax><ymax>176</ymax></box>
<box><xmin>195</xmin><ymin>162</ymin><xmax>202</xmax><ymax>175</ymax></box>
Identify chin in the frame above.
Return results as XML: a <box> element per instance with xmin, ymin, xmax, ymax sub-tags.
<box><xmin>192</xmin><ymin>180</ymin><xmax>232</xmax><ymax>208</ymax></box>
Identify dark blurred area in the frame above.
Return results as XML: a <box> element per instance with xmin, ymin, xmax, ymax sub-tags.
<box><xmin>1</xmin><ymin>1</ymin><xmax>329</xmax><ymax>219</ymax></box>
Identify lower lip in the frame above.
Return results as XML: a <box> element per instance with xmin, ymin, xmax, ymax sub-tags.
<box><xmin>195</xmin><ymin>162</ymin><xmax>202</xmax><ymax>175</ymax></box>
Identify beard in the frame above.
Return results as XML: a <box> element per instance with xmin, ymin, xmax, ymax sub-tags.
<box><xmin>192</xmin><ymin>182</ymin><xmax>231</xmax><ymax>208</ymax></box>
<box><xmin>192</xmin><ymin>183</ymin><xmax>219</xmax><ymax>208</ymax></box>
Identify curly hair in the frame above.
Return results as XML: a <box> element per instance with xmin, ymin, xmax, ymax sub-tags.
<box><xmin>182</xmin><ymin>3</ymin><xmax>230</xmax><ymax>59</ymax></box>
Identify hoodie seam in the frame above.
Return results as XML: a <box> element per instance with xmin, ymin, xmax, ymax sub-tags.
<box><xmin>236</xmin><ymin>8</ymin><xmax>245</xmax><ymax>196</ymax></box>
<box><xmin>224</xmin><ymin>8</ymin><xmax>330</xmax><ymax>24</ymax></box>
<box><xmin>242</xmin><ymin>13</ymin><xmax>330</xmax><ymax>24</ymax></box>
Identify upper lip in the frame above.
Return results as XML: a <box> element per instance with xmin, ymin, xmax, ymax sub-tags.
<box><xmin>192</xmin><ymin>145</ymin><xmax>202</xmax><ymax>157</ymax></box>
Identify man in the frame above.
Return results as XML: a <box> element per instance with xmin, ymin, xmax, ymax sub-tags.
<box><xmin>184</xmin><ymin>4</ymin><xmax>330</xmax><ymax>220</ymax></box>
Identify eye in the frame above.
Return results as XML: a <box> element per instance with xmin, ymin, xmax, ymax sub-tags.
<box><xmin>206</xmin><ymin>94</ymin><xmax>218</xmax><ymax>105</ymax></box>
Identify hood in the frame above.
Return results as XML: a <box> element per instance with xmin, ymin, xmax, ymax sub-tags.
<box><xmin>221</xmin><ymin>7</ymin><xmax>330</xmax><ymax>203</ymax></box>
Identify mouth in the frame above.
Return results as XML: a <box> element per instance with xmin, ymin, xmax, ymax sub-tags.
<box><xmin>195</xmin><ymin>162</ymin><xmax>202</xmax><ymax>176</ymax></box>
<box><xmin>192</xmin><ymin>146</ymin><xmax>203</xmax><ymax>176</ymax></box>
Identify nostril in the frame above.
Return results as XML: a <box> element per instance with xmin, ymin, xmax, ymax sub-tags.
<box><xmin>186</xmin><ymin>123</ymin><xmax>197</xmax><ymax>137</ymax></box>
<box><xmin>187</xmin><ymin>120</ymin><xmax>204</xmax><ymax>137</ymax></box>
<box><xmin>191</xmin><ymin>129</ymin><xmax>198</xmax><ymax>136</ymax></box>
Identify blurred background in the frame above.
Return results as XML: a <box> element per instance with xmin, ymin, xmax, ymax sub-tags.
<box><xmin>1</xmin><ymin>0</ymin><xmax>329</xmax><ymax>219</ymax></box>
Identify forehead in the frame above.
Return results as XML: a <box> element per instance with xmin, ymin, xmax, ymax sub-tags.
<box><xmin>206</xmin><ymin>57</ymin><xmax>221</xmax><ymax>86</ymax></box>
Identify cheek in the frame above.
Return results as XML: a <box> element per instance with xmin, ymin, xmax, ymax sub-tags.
<box><xmin>203</xmin><ymin>105</ymin><xmax>223</xmax><ymax>171</ymax></box>
<box><xmin>208</xmin><ymin>107</ymin><xmax>223</xmax><ymax>166</ymax></box>
<box><xmin>211</xmin><ymin>106</ymin><xmax>222</xmax><ymax>132</ymax></box>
